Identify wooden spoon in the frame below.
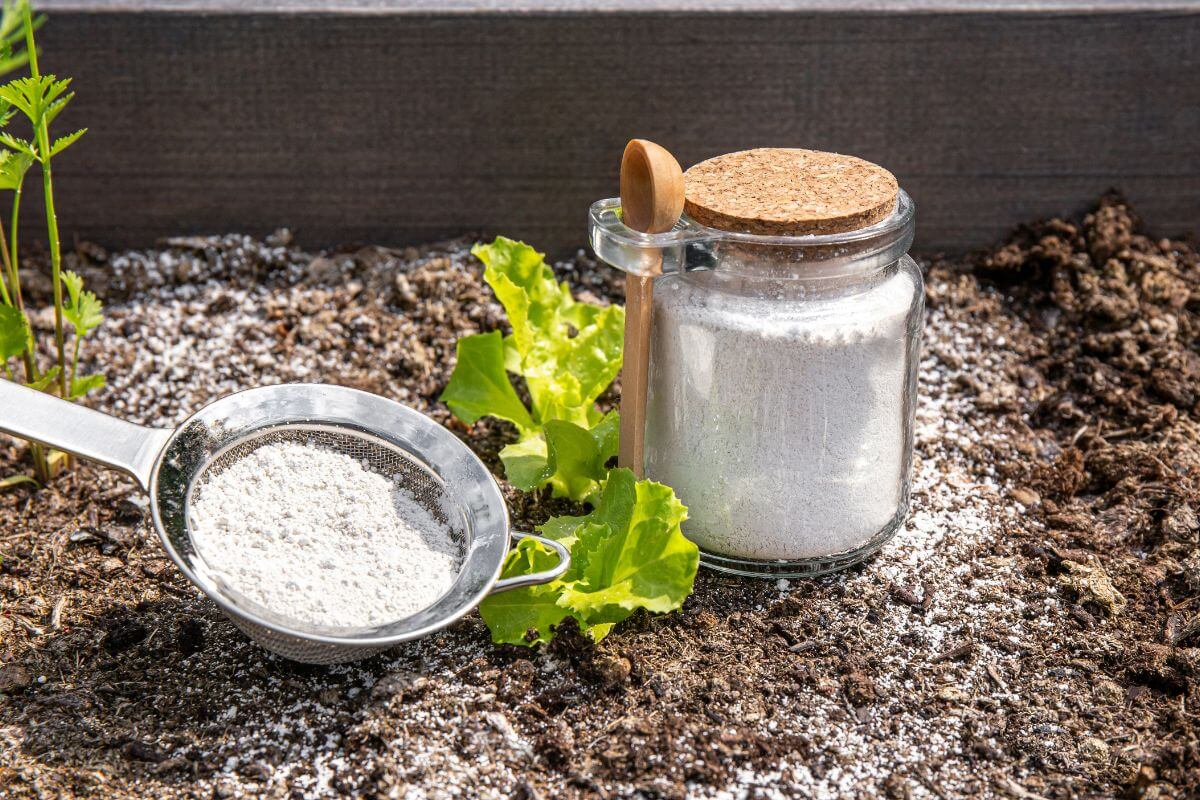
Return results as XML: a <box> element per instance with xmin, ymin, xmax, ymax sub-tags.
<box><xmin>618</xmin><ymin>139</ymin><xmax>685</xmax><ymax>478</ymax></box>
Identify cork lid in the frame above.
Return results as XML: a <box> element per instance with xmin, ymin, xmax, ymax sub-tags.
<box><xmin>683</xmin><ymin>148</ymin><xmax>898</xmax><ymax>236</ymax></box>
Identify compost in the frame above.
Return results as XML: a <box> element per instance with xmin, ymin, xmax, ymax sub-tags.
<box><xmin>0</xmin><ymin>194</ymin><xmax>1197</xmax><ymax>798</ymax></box>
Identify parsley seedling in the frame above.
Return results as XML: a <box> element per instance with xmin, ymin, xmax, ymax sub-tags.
<box><xmin>0</xmin><ymin>1</ymin><xmax>99</xmax><ymax>485</ymax></box>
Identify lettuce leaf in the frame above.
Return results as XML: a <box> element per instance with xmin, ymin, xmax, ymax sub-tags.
<box><xmin>476</xmin><ymin>536</ymin><xmax>581</xmax><ymax>647</ymax></box>
<box><xmin>441</xmin><ymin>331</ymin><xmax>536</xmax><ymax>434</ymax></box>
<box><xmin>499</xmin><ymin>411</ymin><xmax>620</xmax><ymax>501</ymax></box>
<box><xmin>440</xmin><ymin>237</ymin><xmax>624</xmax><ymax>502</ymax></box>
<box><xmin>476</xmin><ymin>236</ymin><xmax>623</xmax><ymax>427</ymax></box>
<box><xmin>559</xmin><ymin>474</ymin><xmax>695</xmax><ymax>622</ymax></box>
<box><xmin>478</xmin><ymin>468</ymin><xmax>698</xmax><ymax>646</ymax></box>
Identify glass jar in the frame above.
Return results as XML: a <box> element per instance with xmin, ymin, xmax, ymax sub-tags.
<box><xmin>589</xmin><ymin>190</ymin><xmax>922</xmax><ymax>577</ymax></box>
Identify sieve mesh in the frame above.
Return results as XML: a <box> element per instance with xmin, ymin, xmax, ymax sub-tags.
<box><xmin>190</xmin><ymin>425</ymin><xmax>469</xmax><ymax>562</ymax></box>
<box><xmin>181</xmin><ymin>424</ymin><xmax>473</xmax><ymax>663</ymax></box>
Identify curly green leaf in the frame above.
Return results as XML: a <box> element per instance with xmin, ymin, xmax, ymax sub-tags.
<box><xmin>478</xmin><ymin>537</ymin><xmax>582</xmax><ymax>646</ymax></box>
<box><xmin>479</xmin><ymin>470</ymin><xmax>697</xmax><ymax>646</ymax></box>
<box><xmin>440</xmin><ymin>330</ymin><xmax>535</xmax><ymax>434</ymax></box>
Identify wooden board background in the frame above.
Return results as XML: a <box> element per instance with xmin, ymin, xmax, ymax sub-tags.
<box><xmin>22</xmin><ymin>2</ymin><xmax>1200</xmax><ymax>254</ymax></box>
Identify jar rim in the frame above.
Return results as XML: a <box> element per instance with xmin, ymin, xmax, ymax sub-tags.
<box><xmin>588</xmin><ymin>191</ymin><xmax>915</xmax><ymax>279</ymax></box>
<box><xmin>684</xmin><ymin>189</ymin><xmax>914</xmax><ymax>248</ymax></box>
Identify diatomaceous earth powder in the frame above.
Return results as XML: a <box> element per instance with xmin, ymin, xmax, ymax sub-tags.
<box><xmin>189</xmin><ymin>440</ymin><xmax>459</xmax><ymax>628</ymax></box>
<box><xmin>645</xmin><ymin>267</ymin><xmax>919</xmax><ymax>561</ymax></box>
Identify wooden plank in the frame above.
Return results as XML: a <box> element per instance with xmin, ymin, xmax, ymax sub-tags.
<box><xmin>36</xmin><ymin>1</ymin><xmax>1200</xmax><ymax>13</ymax></box>
<box><xmin>19</xmin><ymin>5</ymin><xmax>1200</xmax><ymax>254</ymax></box>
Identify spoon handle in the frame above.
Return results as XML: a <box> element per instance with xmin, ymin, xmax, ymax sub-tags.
<box><xmin>619</xmin><ymin>271</ymin><xmax>656</xmax><ymax>478</ymax></box>
<box><xmin>0</xmin><ymin>378</ymin><xmax>171</xmax><ymax>490</ymax></box>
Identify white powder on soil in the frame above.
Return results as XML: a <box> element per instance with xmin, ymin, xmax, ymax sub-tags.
<box><xmin>29</xmin><ymin>240</ymin><xmax>1040</xmax><ymax>799</ymax></box>
<box><xmin>189</xmin><ymin>440</ymin><xmax>459</xmax><ymax>628</ymax></box>
<box><xmin>645</xmin><ymin>265</ymin><xmax>921</xmax><ymax>561</ymax></box>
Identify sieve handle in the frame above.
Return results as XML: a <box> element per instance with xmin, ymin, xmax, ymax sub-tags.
<box><xmin>0</xmin><ymin>378</ymin><xmax>172</xmax><ymax>491</ymax></box>
<box><xmin>489</xmin><ymin>531</ymin><xmax>571</xmax><ymax>594</ymax></box>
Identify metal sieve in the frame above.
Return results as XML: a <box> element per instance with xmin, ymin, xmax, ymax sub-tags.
<box><xmin>0</xmin><ymin>380</ymin><xmax>568</xmax><ymax>664</ymax></box>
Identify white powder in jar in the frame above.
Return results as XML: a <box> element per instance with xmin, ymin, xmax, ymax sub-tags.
<box><xmin>644</xmin><ymin>264</ymin><xmax>920</xmax><ymax>561</ymax></box>
<box><xmin>189</xmin><ymin>441</ymin><xmax>459</xmax><ymax>628</ymax></box>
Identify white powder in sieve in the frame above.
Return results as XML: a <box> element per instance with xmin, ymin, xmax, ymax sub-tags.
<box><xmin>189</xmin><ymin>440</ymin><xmax>459</xmax><ymax>628</ymax></box>
<box><xmin>645</xmin><ymin>265</ymin><xmax>920</xmax><ymax>561</ymax></box>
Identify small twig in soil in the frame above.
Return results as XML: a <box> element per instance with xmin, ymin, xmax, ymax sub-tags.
<box><xmin>152</xmin><ymin>581</ymin><xmax>190</xmax><ymax>598</ymax></box>
<box><xmin>998</xmin><ymin>777</ymin><xmax>1051</xmax><ymax>800</ymax></box>
<box><xmin>49</xmin><ymin>595</ymin><xmax>65</xmax><ymax>630</ymax></box>
<box><xmin>985</xmin><ymin>663</ymin><xmax>1008</xmax><ymax>692</ymax></box>
<box><xmin>931</xmin><ymin>642</ymin><xmax>976</xmax><ymax>663</ymax></box>
<box><xmin>584</xmin><ymin>714</ymin><xmax>630</xmax><ymax>748</ymax></box>
<box><xmin>1166</xmin><ymin>614</ymin><xmax>1200</xmax><ymax>647</ymax></box>
<box><xmin>1165</xmin><ymin>595</ymin><xmax>1198</xmax><ymax>611</ymax></box>
<box><xmin>889</xmin><ymin>582</ymin><xmax>923</xmax><ymax>609</ymax></box>
<box><xmin>1070</xmin><ymin>606</ymin><xmax>1096</xmax><ymax>628</ymax></box>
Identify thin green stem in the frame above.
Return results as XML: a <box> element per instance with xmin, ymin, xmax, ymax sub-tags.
<box><xmin>68</xmin><ymin>330</ymin><xmax>79</xmax><ymax>392</ymax></box>
<box><xmin>1</xmin><ymin>182</ymin><xmax>38</xmax><ymax>386</ymax></box>
<box><xmin>40</xmin><ymin>164</ymin><xmax>64</xmax><ymax>399</ymax></box>
<box><xmin>28</xmin><ymin>441</ymin><xmax>48</xmax><ymax>482</ymax></box>
<box><xmin>9</xmin><ymin>178</ymin><xmax>20</xmax><ymax>285</ymax></box>
<box><xmin>24</xmin><ymin>5</ymin><xmax>65</xmax><ymax>403</ymax></box>
<box><xmin>1</xmin><ymin>194</ymin><xmax>22</xmax><ymax>322</ymax></box>
<box><xmin>0</xmin><ymin>201</ymin><xmax>12</xmax><ymax>298</ymax></box>
<box><xmin>0</xmin><ymin>182</ymin><xmax>47</xmax><ymax>482</ymax></box>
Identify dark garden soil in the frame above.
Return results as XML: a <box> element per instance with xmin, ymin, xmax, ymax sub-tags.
<box><xmin>1</xmin><ymin>194</ymin><xmax>1198</xmax><ymax>799</ymax></box>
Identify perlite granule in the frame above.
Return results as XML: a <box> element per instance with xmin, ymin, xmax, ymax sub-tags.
<box><xmin>190</xmin><ymin>441</ymin><xmax>459</xmax><ymax>628</ymax></box>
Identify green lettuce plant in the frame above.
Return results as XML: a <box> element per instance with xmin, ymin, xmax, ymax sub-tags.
<box><xmin>0</xmin><ymin>1</ymin><xmax>98</xmax><ymax>485</ymax></box>
<box><xmin>441</xmin><ymin>237</ymin><xmax>624</xmax><ymax>504</ymax></box>
<box><xmin>441</xmin><ymin>237</ymin><xmax>699</xmax><ymax>645</ymax></box>
<box><xmin>479</xmin><ymin>467</ymin><xmax>697</xmax><ymax>645</ymax></box>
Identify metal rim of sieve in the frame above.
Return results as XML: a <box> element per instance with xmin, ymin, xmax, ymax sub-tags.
<box><xmin>152</xmin><ymin>384</ymin><xmax>553</xmax><ymax>649</ymax></box>
<box><xmin>0</xmin><ymin>380</ymin><xmax>569</xmax><ymax>659</ymax></box>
